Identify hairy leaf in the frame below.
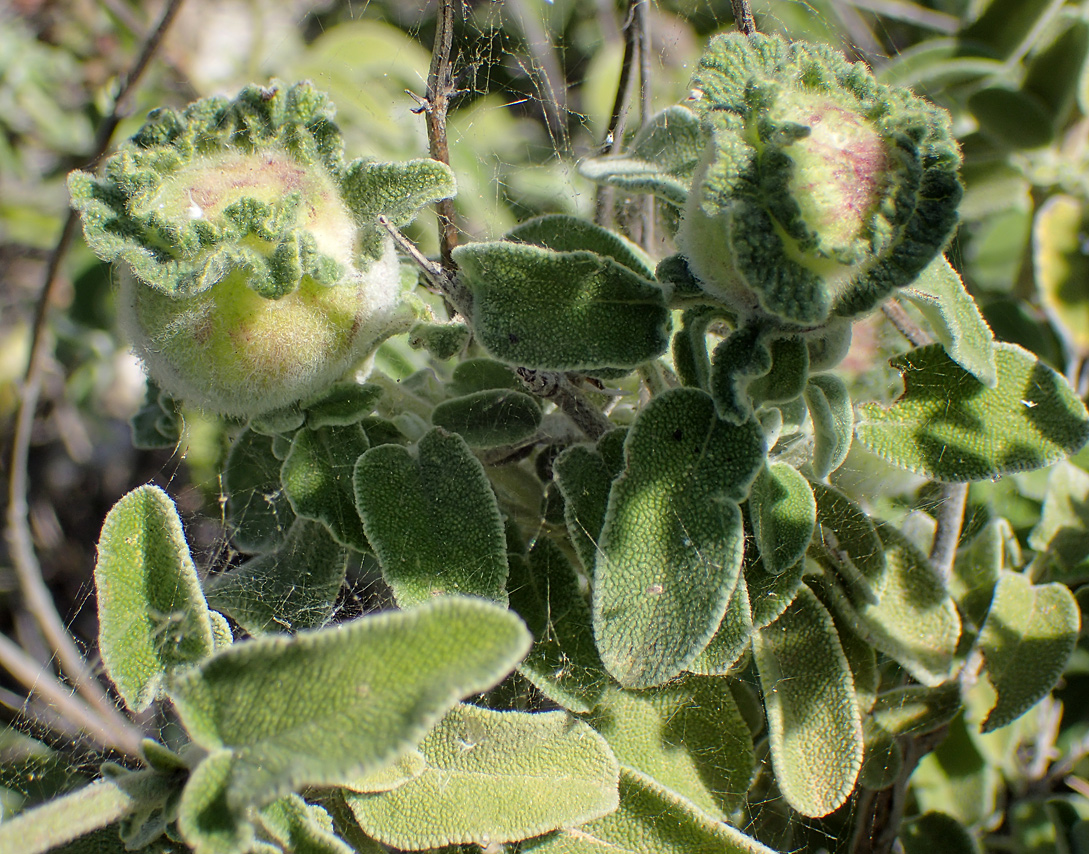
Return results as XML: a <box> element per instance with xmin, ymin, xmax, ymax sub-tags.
<box><xmin>304</xmin><ymin>382</ymin><xmax>384</xmax><ymax>429</ymax></box>
<box><xmin>168</xmin><ymin>598</ymin><xmax>530</xmax><ymax>809</ymax></box>
<box><xmin>749</xmin><ymin>462</ymin><xmax>815</xmax><ymax>575</ymax></box>
<box><xmin>507</xmin><ymin>215</ymin><xmax>656</xmax><ymax>279</ymax></box>
<box><xmin>257</xmin><ymin>794</ymin><xmax>353</xmax><ymax>854</ymax></box>
<box><xmin>345</xmin><ymin>704</ymin><xmax>619</xmax><ymax>850</ymax></box>
<box><xmin>856</xmin><ymin>344</ymin><xmax>1089</xmax><ymax>482</ymax></box>
<box><xmin>810</xmin><ymin>481</ymin><xmax>886</xmax><ymax>602</ymax></box>
<box><xmin>94</xmin><ymin>485</ymin><xmax>213</xmax><ymax>712</ymax></box>
<box><xmin>1034</xmin><ymin>194</ymin><xmax>1089</xmax><ymax>352</ymax></box>
<box><xmin>978</xmin><ymin>571</ymin><xmax>1080</xmax><ymax>732</ymax></box>
<box><xmin>753</xmin><ymin>586</ymin><xmax>862</xmax><ymax>818</ymax></box>
<box><xmin>354</xmin><ymin>429</ymin><xmax>508</xmax><ymax>606</ymax></box>
<box><xmin>224</xmin><ymin>428</ymin><xmax>296</xmax><ymax>554</ymax></box>
<box><xmin>1028</xmin><ymin>461</ymin><xmax>1089</xmax><ymax>578</ymax></box>
<box><xmin>178</xmin><ymin>751</ymin><xmax>253</xmax><ymax>854</ymax></box>
<box><xmin>594</xmin><ymin>389</ymin><xmax>764</xmax><ymax>687</ymax></box>
<box><xmin>554</xmin><ymin>439</ymin><xmax>619</xmax><ymax>574</ymax></box>
<box><xmin>431</xmin><ymin>390</ymin><xmax>542</xmax><ymax>448</ymax></box>
<box><xmin>804</xmin><ymin>374</ymin><xmax>853</xmax><ymax>479</ymax></box>
<box><xmin>687</xmin><ymin>573</ymin><xmax>752</xmax><ymax>675</ymax></box>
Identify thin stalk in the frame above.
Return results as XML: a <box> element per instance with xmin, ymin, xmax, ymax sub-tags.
<box><xmin>929</xmin><ymin>482</ymin><xmax>969</xmax><ymax>586</ymax></box>
<box><xmin>881</xmin><ymin>297</ymin><xmax>932</xmax><ymax>348</ymax></box>
<box><xmin>731</xmin><ymin>0</ymin><xmax>757</xmax><ymax>35</ymax></box>
<box><xmin>423</xmin><ymin>0</ymin><xmax>461</xmax><ymax>273</ymax></box>
<box><xmin>633</xmin><ymin>0</ymin><xmax>655</xmax><ymax>248</ymax></box>
<box><xmin>594</xmin><ymin>0</ymin><xmax>641</xmax><ymax>225</ymax></box>
<box><xmin>5</xmin><ymin>0</ymin><xmax>185</xmax><ymax>753</ymax></box>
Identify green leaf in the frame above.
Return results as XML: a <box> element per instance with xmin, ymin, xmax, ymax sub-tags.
<box><xmin>952</xmin><ymin>518</ymin><xmax>1010</xmax><ymax>628</ymax></box>
<box><xmin>303</xmin><ymin>382</ymin><xmax>384</xmax><ymax>429</ymax></box>
<box><xmin>871</xmin><ymin>683</ymin><xmax>964</xmax><ymax>739</ymax></box>
<box><xmin>257</xmin><ymin>794</ymin><xmax>353</xmax><ymax>854</ymax></box>
<box><xmin>814</xmin><ymin>523</ymin><xmax>961</xmax><ymax>686</ymax></box>
<box><xmin>752</xmin><ymin>586</ymin><xmax>863</xmax><ymax>818</ymax></box>
<box><xmin>449</xmin><ymin>358</ymin><xmax>521</xmax><ymax>395</ymax></box>
<box><xmin>94</xmin><ymin>485</ymin><xmax>213</xmax><ymax>712</ymax></box>
<box><xmin>902</xmin><ymin>256</ymin><xmax>997</xmax><ymax>388</ymax></box>
<box><xmin>577</xmin><ymin>106</ymin><xmax>703</xmax><ymax>208</ymax></box>
<box><xmin>281</xmin><ymin>424</ymin><xmax>370</xmax><ymax>551</ymax></box>
<box><xmin>1029</xmin><ymin>461</ymin><xmax>1089</xmax><ymax>578</ymax></box>
<box><xmin>589</xmin><ymin>677</ymin><xmax>754</xmax><ymax>817</ymax></box>
<box><xmin>522</xmin><ymin>767</ymin><xmax>775</xmax><ymax>853</ymax></box>
<box><xmin>204</xmin><ymin>520</ymin><xmax>348</xmax><ymax>634</ymax></box>
<box><xmin>594</xmin><ymin>389</ymin><xmax>764</xmax><ymax>687</ymax></box>
<box><xmin>1034</xmin><ymin>194</ymin><xmax>1089</xmax><ymax>352</ymax></box>
<box><xmin>900</xmin><ymin>811</ymin><xmax>981</xmax><ymax>854</ymax></box>
<box><xmin>454</xmin><ymin>240</ymin><xmax>671</xmax><ymax>371</ymax></box>
<box><xmin>407</xmin><ymin>321</ymin><xmax>471</xmax><ymax>360</ymax></box>
<box><xmin>977</xmin><ymin>571</ymin><xmax>1080</xmax><ymax>732</ymax></box>
<box><xmin>810</xmin><ymin>481</ymin><xmax>887</xmax><ymax>602</ymax></box>
<box><xmin>968</xmin><ymin>86</ymin><xmax>1055</xmax><ymax>149</ymax></box>
<box><xmin>749</xmin><ymin>462</ymin><xmax>815</xmax><ymax>575</ymax></box>
<box><xmin>354</xmin><ymin>429</ymin><xmax>508</xmax><ymax>606</ymax></box>
<box><xmin>747</xmin><ymin>336</ymin><xmax>809</xmax><ymax>406</ymax></box>
<box><xmin>177</xmin><ymin>751</ymin><xmax>253</xmax><ymax>854</ymax></box>
<box><xmin>509</xmin><ymin>538</ymin><xmax>610</xmax><ymax>713</ymax></box>
<box><xmin>856</xmin><ymin>343</ymin><xmax>1089</xmax><ymax>482</ymax></box>
<box><xmin>167</xmin><ymin>597</ymin><xmax>531</xmax><ymax>809</ymax></box>
<box><xmin>709</xmin><ymin>325</ymin><xmax>772</xmax><ymax>424</ymax></box>
<box><xmin>224</xmin><ymin>428</ymin><xmax>296</xmax><ymax>554</ymax></box>
<box><xmin>430</xmin><ymin>390</ymin><xmax>542</xmax><ymax>448</ymax></box>
<box><xmin>554</xmin><ymin>442</ymin><xmax>616</xmax><ymax>574</ymax></box>
<box><xmin>746</xmin><ymin>552</ymin><xmax>809</xmax><ymax>631</ymax></box>
<box><xmin>342</xmin><ymin>749</ymin><xmax>426</xmax><ymax>794</ymax></box>
<box><xmin>804</xmin><ymin>374</ymin><xmax>853</xmax><ymax>479</ymax></box>
<box><xmin>344</xmin><ymin>704</ymin><xmax>619</xmax><ymax>850</ymax></box>
<box><xmin>507</xmin><ymin>215</ymin><xmax>656</xmax><ymax>279</ymax></box>
<box><xmin>687</xmin><ymin>572</ymin><xmax>752</xmax><ymax>675</ymax></box>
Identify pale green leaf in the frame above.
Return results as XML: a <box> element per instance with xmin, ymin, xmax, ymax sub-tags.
<box><xmin>168</xmin><ymin>597</ymin><xmax>531</xmax><ymax>809</ymax></box>
<box><xmin>223</xmin><ymin>427</ymin><xmax>296</xmax><ymax>554</ymax></box>
<box><xmin>554</xmin><ymin>441</ymin><xmax>617</xmax><ymax>574</ymax></box>
<box><xmin>454</xmin><ymin>240</ymin><xmax>671</xmax><ymax>371</ymax></box>
<box><xmin>871</xmin><ymin>683</ymin><xmax>964</xmax><ymax>739</ymax></box>
<box><xmin>746</xmin><ymin>552</ymin><xmax>809</xmax><ymax>630</ymax></box>
<box><xmin>952</xmin><ymin>518</ymin><xmax>1010</xmax><ymax>628</ymax></box>
<box><xmin>810</xmin><ymin>481</ymin><xmax>886</xmax><ymax>602</ymax></box>
<box><xmin>856</xmin><ymin>343</ymin><xmax>1089</xmax><ymax>482</ymax></box>
<box><xmin>900</xmin><ymin>811</ymin><xmax>981</xmax><ymax>854</ymax></box>
<box><xmin>344</xmin><ymin>704</ymin><xmax>619</xmax><ymax>850</ymax></box>
<box><xmin>204</xmin><ymin>520</ymin><xmax>348</xmax><ymax>634</ymax></box>
<box><xmin>978</xmin><ymin>571</ymin><xmax>1080</xmax><ymax>732</ymax></box>
<box><xmin>522</xmin><ymin>767</ymin><xmax>775</xmax><ymax>854</ymax></box>
<box><xmin>431</xmin><ymin>390</ymin><xmax>542</xmax><ymax>449</ymax></box>
<box><xmin>589</xmin><ymin>678</ymin><xmax>754</xmax><ymax>817</ymax></box>
<box><xmin>902</xmin><ymin>256</ymin><xmax>997</xmax><ymax>387</ymax></box>
<box><xmin>594</xmin><ymin>388</ymin><xmax>764</xmax><ymax>687</ymax></box>
<box><xmin>507</xmin><ymin>215</ymin><xmax>656</xmax><ymax>279</ymax></box>
<box><xmin>341</xmin><ymin>750</ymin><xmax>426</xmax><ymax>794</ymax></box>
<box><xmin>752</xmin><ymin>586</ymin><xmax>862</xmax><ymax>818</ymax></box>
<box><xmin>804</xmin><ymin>374</ymin><xmax>853</xmax><ymax>478</ymax></box>
<box><xmin>257</xmin><ymin>794</ymin><xmax>354</xmax><ymax>854</ymax></box>
<box><xmin>281</xmin><ymin>424</ymin><xmax>370</xmax><ymax>551</ymax></box>
<box><xmin>749</xmin><ymin>462</ymin><xmax>815</xmax><ymax>575</ymax></box>
<box><xmin>1034</xmin><ymin>194</ymin><xmax>1089</xmax><ymax>352</ymax></box>
<box><xmin>1028</xmin><ymin>461</ymin><xmax>1089</xmax><ymax>578</ymax></box>
<box><xmin>407</xmin><ymin>321</ymin><xmax>471</xmax><ymax>360</ymax></box>
<box><xmin>303</xmin><ymin>382</ymin><xmax>384</xmax><ymax>429</ymax></box>
<box><xmin>177</xmin><ymin>751</ymin><xmax>253</xmax><ymax>854</ymax></box>
<box><xmin>354</xmin><ymin>429</ymin><xmax>508</xmax><ymax>606</ymax></box>
<box><xmin>687</xmin><ymin>572</ymin><xmax>752</xmax><ymax>675</ymax></box>
<box><xmin>94</xmin><ymin>485</ymin><xmax>213</xmax><ymax>713</ymax></box>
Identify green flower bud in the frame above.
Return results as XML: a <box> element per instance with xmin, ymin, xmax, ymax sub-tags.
<box><xmin>69</xmin><ymin>81</ymin><xmax>455</xmax><ymax>418</ymax></box>
<box><xmin>677</xmin><ymin>34</ymin><xmax>962</xmax><ymax>326</ymax></box>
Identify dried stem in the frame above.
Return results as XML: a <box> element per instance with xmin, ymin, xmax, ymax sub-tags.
<box><xmin>731</xmin><ymin>0</ymin><xmax>757</xmax><ymax>35</ymax></box>
<box><xmin>424</xmin><ymin>0</ymin><xmax>461</xmax><ymax>273</ymax></box>
<box><xmin>929</xmin><ymin>481</ymin><xmax>969</xmax><ymax>586</ymax></box>
<box><xmin>594</xmin><ymin>0</ymin><xmax>641</xmax><ymax>225</ymax></box>
<box><xmin>5</xmin><ymin>0</ymin><xmax>186</xmax><ymax>754</ymax></box>
<box><xmin>881</xmin><ymin>297</ymin><xmax>932</xmax><ymax>348</ymax></box>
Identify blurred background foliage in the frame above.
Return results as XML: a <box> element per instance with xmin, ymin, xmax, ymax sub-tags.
<box><xmin>2</xmin><ymin>0</ymin><xmax>1089</xmax><ymax>851</ymax></box>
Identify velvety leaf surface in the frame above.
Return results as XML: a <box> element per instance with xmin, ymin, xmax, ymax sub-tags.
<box><xmin>589</xmin><ymin>678</ymin><xmax>754</xmax><ymax>817</ymax></box>
<box><xmin>449</xmin><ymin>358</ymin><xmax>521</xmax><ymax>395</ymax></box>
<box><xmin>224</xmin><ymin>427</ymin><xmax>296</xmax><ymax>554</ymax></box>
<box><xmin>746</xmin><ymin>553</ymin><xmax>808</xmax><ymax>630</ymax></box>
<box><xmin>749</xmin><ymin>462</ymin><xmax>815</xmax><ymax>575</ymax></box>
<box><xmin>341</xmin><ymin>749</ymin><xmax>426</xmax><ymax>794</ymax></box>
<box><xmin>281</xmin><ymin>424</ymin><xmax>370</xmax><ymax>551</ymax></box>
<box><xmin>509</xmin><ymin>538</ymin><xmax>609</xmax><ymax>713</ymax></box>
<box><xmin>952</xmin><ymin>518</ymin><xmax>1010</xmax><ymax>628</ymax></box>
<box><xmin>810</xmin><ymin>481</ymin><xmax>886</xmax><ymax>601</ymax></box>
<box><xmin>454</xmin><ymin>240</ymin><xmax>671</xmax><ymax>371</ymax></box>
<box><xmin>94</xmin><ymin>485</ymin><xmax>213</xmax><ymax>712</ymax></box>
<box><xmin>554</xmin><ymin>442</ymin><xmax>615</xmax><ymax>574</ymax></box>
<box><xmin>522</xmin><ymin>767</ymin><xmax>775</xmax><ymax>853</ymax></box>
<box><xmin>978</xmin><ymin>571</ymin><xmax>1080</xmax><ymax>732</ymax></box>
<box><xmin>856</xmin><ymin>343</ymin><xmax>1089</xmax><ymax>482</ymax></box>
<box><xmin>354</xmin><ymin>428</ymin><xmax>508</xmax><ymax>606</ymax></box>
<box><xmin>1034</xmin><ymin>194</ymin><xmax>1089</xmax><ymax>352</ymax></box>
<box><xmin>804</xmin><ymin>374</ymin><xmax>853</xmax><ymax>478</ymax></box>
<box><xmin>345</xmin><ymin>704</ymin><xmax>619</xmax><ymax>850</ymax></box>
<box><xmin>408</xmin><ymin>321</ymin><xmax>471</xmax><ymax>360</ymax></box>
<box><xmin>1028</xmin><ymin>461</ymin><xmax>1089</xmax><ymax>578</ymax></box>
<box><xmin>594</xmin><ymin>389</ymin><xmax>764</xmax><ymax>687</ymax></box>
<box><xmin>507</xmin><ymin>215</ymin><xmax>656</xmax><ymax>279</ymax></box>
<box><xmin>747</xmin><ymin>335</ymin><xmax>809</xmax><ymax>406</ymax></box>
<box><xmin>178</xmin><ymin>751</ymin><xmax>253</xmax><ymax>854</ymax></box>
<box><xmin>168</xmin><ymin>597</ymin><xmax>531</xmax><ymax>809</ymax></box>
<box><xmin>902</xmin><ymin>256</ymin><xmax>997</xmax><ymax>388</ymax></box>
<box><xmin>752</xmin><ymin>586</ymin><xmax>863</xmax><ymax>818</ymax></box>
<box><xmin>709</xmin><ymin>326</ymin><xmax>772</xmax><ymax>424</ymax></box>
<box><xmin>257</xmin><ymin>794</ymin><xmax>354</xmax><ymax>854</ymax></box>
<box><xmin>204</xmin><ymin>520</ymin><xmax>347</xmax><ymax>634</ymax></box>
<box><xmin>303</xmin><ymin>382</ymin><xmax>384</xmax><ymax>429</ymax></box>
<box><xmin>687</xmin><ymin>573</ymin><xmax>752</xmax><ymax>675</ymax></box>
<box><xmin>431</xmin><ymin>390</ymin><xmax>542</xmax><ymax>448</ymax></box>
<box><xmin>871</xmin><ymin>683</ymin><xmax>964</xmax><ymax>739</ymax></box>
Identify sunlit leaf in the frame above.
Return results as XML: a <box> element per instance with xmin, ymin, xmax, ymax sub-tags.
<box><xmin>1028</xmin><ymin>461</ymin><xmax>1089</xmax><ymax>579</ymax></box>
<box><xmin>507</xmin><ymin>215</ymin><xmax>656</xmax><ymax>279</ymax></box>
<box><xmin>804</xmin><ymin>374</ymin><xmax>853</xmax><ymax>478</ymax></box>
<box><xmin>688</xmin><ymin>573</ymin><xmax>752</xmax><ymax>676</ymax></box>
<box><xmin>749</xmin><ymin>462</ymin><xmax>815</xmax><ymax>575</ymax></box>
<box><xmin>431</xmin><ymin>390</ymin><xmax>542</xmax><ymax>448</ymax></box>
<box><xmin>1035</xmin><ymin>194</ymin><xmax>1089</xmax><ymax>353</ymax></box>
<box><xmin>258</xmin><ymin>794</ymin><xmax>353</xmax><ymax>854</ymax></box>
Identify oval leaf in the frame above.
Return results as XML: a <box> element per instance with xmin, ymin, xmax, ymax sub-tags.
<box><xmin>431</xmin><ymin>389</ymin><xmax>542</xmax><ymax>449</ymax></box>
<box><xmin>167</xmin><ymin>597</ymin><xmax>531</xmax><ymax>809</ymax></box>
<box><xmin>804</xmin><ymin>373</ymin><xmax>853</xmax><ymax>479</ymax></box>
<box><xmin>749</xmin><ymin>462</ymin><xmax>816</xmax><ymax>575</ymax></box>
<box><xmin>594</xmin><ymin>388</ymin><xmax>765</xmax><ymax>687</ymax></box>
<box><xmin>345</xmin><ymin>705</ymin><xmax>618</xmax><ymax>850</ymax></box>
<box><xmin>95</xmin><ymin>485</ymin><xmax>213</xmax><ymax>713</ymax></box>
<box><xmin>856</xmin><ymin>343</ymin><xmax>1089</xmax><ymax>482</ymax></box>
<box><xmin>224</xmin><ymin>428</ymin><xmax>296</xmax><ymax>554</ymax></box>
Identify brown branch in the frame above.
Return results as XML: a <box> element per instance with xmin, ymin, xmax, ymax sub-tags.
<box><xmin>5</xmin><ymin>0</ymin><xmax>187</xmax><ymax>756</ymax></box>
<box><xmin>881</xmin><ymin>297</ymin><xmax>932</xmax><ymax>348</ymax></box>
<box><xmin>594</xmin><ymin>0</ymin><xmax>641</xmax><ymax>225</ymax></box>
<box><xmin>424</xmin><ymin>0</ymin><xmax>461</xmax><ymax>274</ymax></box>
<box><xmin>731</xmin><ymin>0</ymin><xmax>757</xmax><ymax>35</ymax></box>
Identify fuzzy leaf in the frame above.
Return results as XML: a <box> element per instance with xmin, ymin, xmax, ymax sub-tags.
<box><xmin>952</xmin><ymin>518</ymin><xmax>1010</xmax><ymax>628</ymax></box>
<box><xmin>178</xmin><ymin>751</ymin><xmax>253</xmax><ymax>854</ymax></box>
<box><xmin>522</xmin><ymin>767</ymin><xmax>775</xmax><ymax>854</ymax></box>
<box><xmin>577</xmin><ymin>106</ymin><xmax>703</xmax><ymax>208</ymax></box>
<box><xmin>902</xmin><ymin>256</ymin><xmax>997</xmax><ymax>387</ymax></box>
<box><xmin>304</xmin><ymin>382</ymin><xmax>384</xmax><ymax>429</ymax></box>
<box><xmin>554</xmin><ymin>442</ymin><xmax>616</xmax><ymax>574</ymax></box>
<box><xmin>205</xmin><ymin>520</ymin><xmax>347</xmax><ymax>635</ymax></box>
<box><xmin>354</xmin><ymin>429</ymin><xmax>508</xmax><ymax>606</ymax></box>
<box><xmin>257</xmin><ymin>794</ymin><xmax>354</xmax><ymax>854</ymax></box>
<box><xmin>978</xmin><ymin>571</ymin><xmax>1080</xmax><ymax>732</ymax></box>
<box><xmin>856</xmin><ymin>343</ymin><xmax>1089</xmax><ymax>482</ymax></box>
<box><xmin>594</xmin><ymin>388</ymin><xmax>764</xmax><ymax>687</ymax></box>
<box><xmin>431</xmin><ymin>390</ymin><xmax>542</xmax><ymax>448</ymax></box>
<box><xmin>1034</xmin><ymin>194</ymin><xmax>1089</xmax><ymax>352</ymax></box>
<box><xmin>753</xmin><ymin>586</ymin><xmax>863</xmax><ymax>818</ymax></box>
<box><xmin>810</xmin><ymin>481</ymin><xmax>887</xmax><ymax>601</ymax></box>
<box><xmin>507</xmin><ymin>215</ymin><xmax>656</xmax><ymax>279</ymax></box>
<box><xmin>449</xmin><ymin>358</ymin><xmax>521</xmax><ymax>395</ymax></box>
<box><xmin>746</xmin><ymin>553</ymin><xmax>809</xmax><ymax>630</ymax></box>
<box><xmin>871</xmin><ymin>683</ymin><xmax>963</xmax><ymax>739</ymax></box>
<box><xmin>407</xmin><ymin>321</ymin><xmax>471</xmax><ymax>360</ymax></box>
<box><xmin>804</xmin><ymin>374</ymin><xmax>853</xmax><ymax>478</ymax></box>
<box><xmin>342</xmin><ymin>750</ymin><xmax>427</xmax><ymax>794</ymax></box>
<box><xmin>281</xmin><ymin>424</ymin><xmax>370</xmax><ymax>551</ymax></box>
<box><xmin>509</xmin><ymin>538</ymin><xmax>609</xmax><ymax>713</ymax></box>
<box><xmin>344</xmin><ymin>704</ymin><xmax>619</xmax><ymax>850</ymax></box>
<box><xmin>590</xmin><ymin>678</ymin><xmax>754</xmax><ymax>817</ymax></box>
<box><xmin>687</xmin><ymin>573</ymin><xmax>752</xmax><ymax>675</ymax></box>
<box><xmin>224</xmin><ymin>428</ymin><xmax>296</xmax><ymax>554</ymax></box>
<box><xmin>709</xmin><ymin>326</ymin><xmax>772</xmax><ymax>424</ymax></box>
<box><xmin>747</xmin><ymin>336</ymin><xmax>809</xmax><ymax>406</ymax></box>
<box><xmin>454</xmin><ymin>240</ymin><xmax>671</xmax><ymax>371</ymax></box>
<box><xmin>1028</xmin><ymin>461</ymin><xmax>1089</xmax><ymax>578</ymax></box>
<box><xmin>94</xmin><ymin>485</ymin><xmax>213</xmax><ymax>713</ymax></box>
<box><xmin>749</xmin><ymin>462</ymin><xmax>815</xmax><ymax>575</ymax></box>
<box><xmin>167</xmin><ymin>597</ymin><xmax>531</xmax><ymax>810</ymax></box>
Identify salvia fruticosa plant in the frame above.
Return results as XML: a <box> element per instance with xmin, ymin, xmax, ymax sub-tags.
<box><xmin>10</xmin><ymin>17</ymin><xmax>1089</xmax><ymax>854</ymax></box>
